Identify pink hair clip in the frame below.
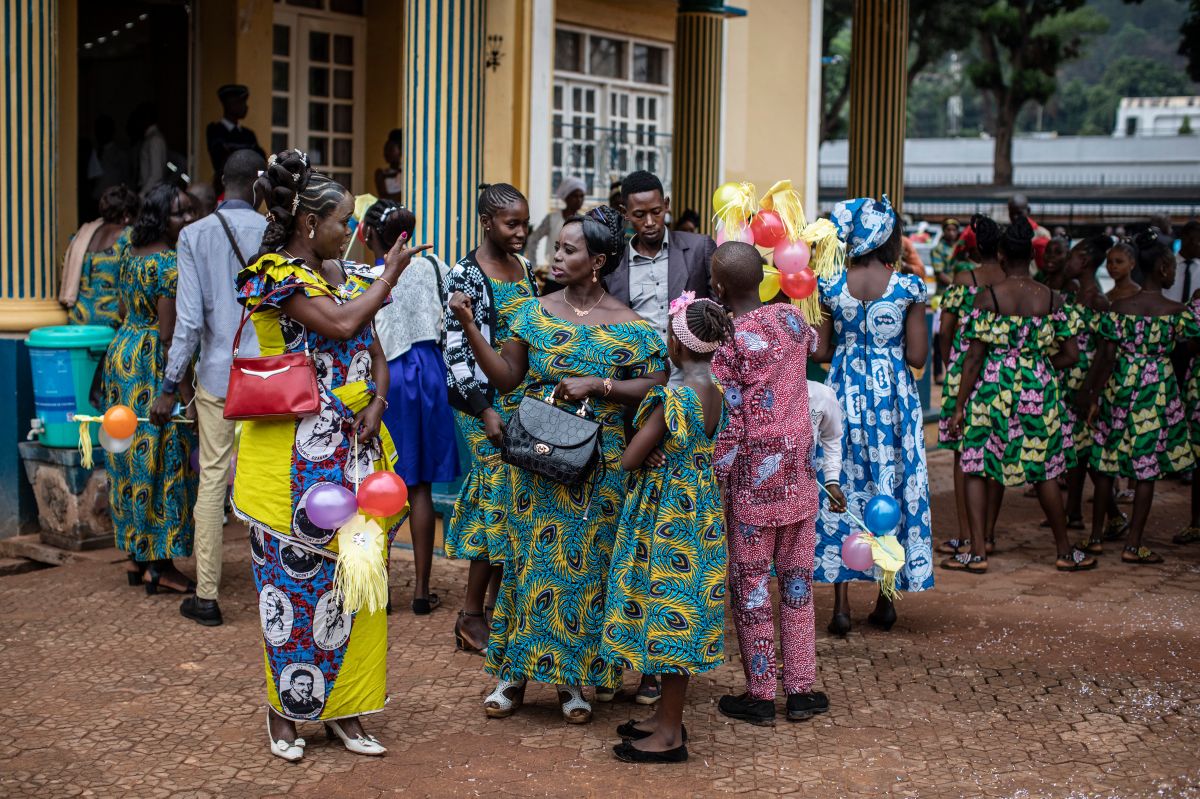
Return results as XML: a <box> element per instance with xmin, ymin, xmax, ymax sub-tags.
<box><xmin>668</xmin><ymin>291</ymin><xmax>697</xmax><ymax>318</ymax></box>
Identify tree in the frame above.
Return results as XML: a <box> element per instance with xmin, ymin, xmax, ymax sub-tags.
<box><xmin>1182</xmin><ymin>0</ymin><xmax>1200</xmax><ymax>82</ymax></box>
<box><xmin>967</xmin><ymin>1</ymin><xmax>1107</xmax><ymax>184</ymax></box>
<box><xmin>908</xmin><ymin>0</ymin><xmax>978</xmax><ymax>87</ymax></box>
<box><xmin>820</xmin><ymin>0</ymin><xmax>854</xmax><ymax>142</ymax></box>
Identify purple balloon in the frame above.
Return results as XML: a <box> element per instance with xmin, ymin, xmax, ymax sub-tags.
<box><xmin>841</xmin><ymin>532</ymin><xmax>875</xmax><ymax>572</ymax></box>
<box><xmin>189</xmin><ymin>448</ymin><xmax>201</xmax><ymax>473</ymax></box>
<box><xmin>304</xmin><ymin>483</ymin><xmax>358</xmax><ymax>530</ymax></box>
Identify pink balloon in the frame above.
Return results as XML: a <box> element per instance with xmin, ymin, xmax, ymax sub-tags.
<box><xmin>841</xmin><ymin>532</ymin><xmax>875</xmax><ymax>572</ymax></box>
<box><xmin>716</xmin><ymin>221</ymin><xmax>755</xmax><ymax>247</ymax></box>
<box><xmin>773</xmin><ymin>239</ymin><xmax>811</xmax><ymax>274</ymax></box>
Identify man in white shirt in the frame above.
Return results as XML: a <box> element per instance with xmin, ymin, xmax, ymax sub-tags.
<box><xmin>1166</xmin><ymin>221</ymin><xmax>1200</xmax><ymax>303</ymax></box>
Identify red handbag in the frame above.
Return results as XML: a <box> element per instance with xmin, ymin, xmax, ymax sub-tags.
<box><xmin>223</xmin><ymin>283</ymin><xmax>328</xmax><ymax>421</ymax></box>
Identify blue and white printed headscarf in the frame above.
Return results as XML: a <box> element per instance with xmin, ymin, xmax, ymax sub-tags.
<box><xmin>831</xmin><ymin>195</ymin><xmax>897</xmax><ymax>258</ymax></box>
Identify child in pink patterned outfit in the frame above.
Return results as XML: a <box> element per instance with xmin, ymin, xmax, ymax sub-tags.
<box><xmin>709</xmin><ymin>241</ymin><xmax>827</xmax><ymax>726</ymax></box>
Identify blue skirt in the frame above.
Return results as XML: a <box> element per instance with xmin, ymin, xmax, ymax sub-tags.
<box><xmin>383</xmin><ymin>341</ymin><xmax>462</xmax><ymax>486</ymax></box>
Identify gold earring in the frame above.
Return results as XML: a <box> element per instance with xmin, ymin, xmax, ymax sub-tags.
<box><xmin>592</xmin><ymin>269</ymin><xmax>599</xmax><ymax>283</ymax></box>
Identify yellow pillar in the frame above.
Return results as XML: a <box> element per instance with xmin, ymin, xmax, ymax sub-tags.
<box><xmin>403</xmin><ymin>0</ymin><xmax>486</xmax><ymax>265</ymax></box>
<box><xmin>1</xmin><ymin>0</ymin><xmax>67</xmax><ymax>332</ymax></box>
<box><xmin>846</xmin><ymin>0</ymin><xmax>908</xmax><ymax>208</ymax></box>
<box><xmin>672</xmin><ymin>3</ymin><xmax>725</xmax><ymax>234</ymax></box>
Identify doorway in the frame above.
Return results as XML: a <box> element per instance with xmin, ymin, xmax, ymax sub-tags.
<box><xmin>76</xmin><ymin>0</ymin><xmax>190</xmax><ymax>220</ymax></box>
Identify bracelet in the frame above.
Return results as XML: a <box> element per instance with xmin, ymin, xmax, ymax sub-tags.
<box><xmin>377</xmin><ymin>274</ymin><xmax>395</xmax><ymax>291</ymax></box>
<box><xmin>372</xmin><ymin>395</ymin><xmax>389</xmax><ymax>410</ymax></box>
<box><xmin>602</xmin><ymin>377</ymin><xmax>613</xmax><ymax>397</ymax></box>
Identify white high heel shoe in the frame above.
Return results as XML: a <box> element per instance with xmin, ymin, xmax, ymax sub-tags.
<box><xmin>266</xmin><ymin>711</ymin><xmax>306</xmax><ymax>762</ymax></box>
<box><xmin>325</xmin><ymin>720</ymin><xmax>387</xmax><ymax>756</ymax></box>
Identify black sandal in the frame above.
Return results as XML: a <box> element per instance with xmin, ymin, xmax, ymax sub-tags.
<box><xmin>940</xmin><ymin>553</ymin><xmax>988</xmax><ymax>574</ymax></box>
<box><xmin>454</xmin><ymin>610</ymin><xmax>487</xmax><ymax>655</ymax></box>
<box><xmin>1076</xmin><ymin>537</ymin><xmax>1103</xmax><ymax>556</ymax></box>
<box><xmin>612</xmin><ymin>740</ymin><xmax>688</xmax><ymax>764</ymax></box>
<box><xmin>936</xmin><ymin>538</ymin><xmax>969</xmax><ymax>555</ymax></box>
<box><xmin>617</xmin><ymin>720</ymin><xmax>688</xmax><ymax>743</ymax></box>
<box><xmin>412</xmin><ymin>592</ymin><xmax>441</xmax><ymax>615</ymax></box>
<box><xmin>1103</xmin><ymin>512</ymin><xmax>1130</xmax><ymax>542</ymax></box>
<box><xmin>144</xmin><ymin>562</ymin><xmax>196</xmax><ymax>595</ymax></box>
<box><xmin>125</xmin><ymin>556</ymin><xmax>148</xmax><ymax>587</ymax></box>
<box><xmin>1120</xmin><ymin>546</ymin><xmax>1163</xmax><ymax>565</ymax></box>
<box><xmin>1056</xmin><ymin>548</ymin><xmax>1098</xmax><ymax>572</ymax></box>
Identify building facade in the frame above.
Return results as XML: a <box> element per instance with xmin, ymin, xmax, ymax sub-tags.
<box><xmin>0</xmin><ymin>0</ymin><xmax>824</xmax><ymax>532</ymax></box>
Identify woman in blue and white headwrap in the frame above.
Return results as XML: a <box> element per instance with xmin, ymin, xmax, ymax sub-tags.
<box><xmin>812</xmin><ymin>196</ymin><xmax>934</xmax><ymax>637</ymax></box>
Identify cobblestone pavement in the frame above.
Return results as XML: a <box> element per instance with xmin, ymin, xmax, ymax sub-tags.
<box><xmin>1</xmin><ymin>448</ymin><xmax>1198</xmax><ymax>798</ymax></box>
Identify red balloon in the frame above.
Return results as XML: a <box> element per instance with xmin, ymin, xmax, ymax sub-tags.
<box><xmin>357</xmin><ymin>471</ymin><xmax>409</xmax><ymax>518</ymax></box>
<box><xmin>779</xmin><ymin>268</ymin><xmax>817</xmax><ymax>300</ymax></box>
<box><xmin>750</xmin><ymin>210</ymin><xmax>786</xmax><ymax>249</ymax></box>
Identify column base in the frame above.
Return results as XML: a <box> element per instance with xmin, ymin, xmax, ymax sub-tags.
<box><xmin>0</xmin><ymin>299</ymin><xmax>69</xmax><ymax>333</ymax></box>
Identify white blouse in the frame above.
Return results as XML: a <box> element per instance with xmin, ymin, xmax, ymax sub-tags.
<box><xmin>372</xmin><ymin>254</ymin><xmax>449</xmax><ymax>361</ymax></box>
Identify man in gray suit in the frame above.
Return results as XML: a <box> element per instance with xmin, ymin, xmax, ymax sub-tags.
<box><xmin>150</xmin><ymin>148</ymin><xmax>267</xmax><ymax>627</ymax></box>
<box><xmin>606</xmin><ymin>170</ymin><xmax>717</xmax><ymax>352</ymax></box>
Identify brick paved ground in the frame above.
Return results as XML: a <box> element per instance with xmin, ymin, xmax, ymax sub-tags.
<box><xmin>1</xmin><ymin>448</ymin><xmax>1198</xmax><ymax>798</ymax></box>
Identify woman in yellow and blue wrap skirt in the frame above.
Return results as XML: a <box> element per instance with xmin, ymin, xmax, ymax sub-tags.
<box><xmin>232</xmin><ymin>150</ymin><xmax>428</xmax><ymax>763</ymax></box>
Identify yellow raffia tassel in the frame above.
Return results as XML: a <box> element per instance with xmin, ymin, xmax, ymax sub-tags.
<box><xmin>791</xmin><ymin>294</ymin><xmax>824</xmax><ymax>327</ymax></box>
<box><xmin>713</xmin><ymin>181</ymin><xmax>757</xmax><ymax>234</ymax></box>
<box><xmin>800</xmin><ymin>218</ymin><xmax>846</xmax><ymax>281</ymax></box>
<box><xmin>78</xmin><ymin>420</ymin><xmax>94</xmax><ymax>469</ymax></box>
<box><xmin>868</xmin><ymin>534</ymin><xmax>907</xmax><ymax>602</ymax></box>
<box><xmin>759</xmin><ymin>179</ymin><xmax>808</xmax><ymax>241</ymax></box>
<box><xmin>332</xmin><ymin>513</ymin><xmax>388</xmax><ymax>614</ymax></box>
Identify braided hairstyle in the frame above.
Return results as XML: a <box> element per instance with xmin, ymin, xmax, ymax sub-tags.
<box><xmin>1073</xmin><ymin>235</ymin><xmax>1114</xmax><ymax>272</ymax></box>
<box><xmin>999</xmin><ymin>215</ymin><xmax>1035</xmax><ymax>263</ymax></box>
<box><xmin>970</xmin><ymin>213</ymin><xmax>1002</xmax><ymax>258</ymax></box>
<box><xmin>255</xmin><ymin>149</ymin><xmax>348</xmax><ymax>256</ymax></box>
<box><xmin>1132</xmin><ymin>226</ymin><xmax>1172</xmax><ymax>279</ymax></box>
<box><xmin>683</xmin><ymin>299</ymin><xmax>734</xmax><ymax>350</ymax></box>
<box><xmin>565</xmin><ymin>205</ymin><xmax>625</xmax><ymax>277</ymax></box>
<box><xmin>477</xmin><ymin>182</ymin><xmax>526</xmax><ymax>219</ymax></box>
<box><xmin>363</xmin><ymin>199</ymin><xmax>416</xmax><ymax>252</ymax></box>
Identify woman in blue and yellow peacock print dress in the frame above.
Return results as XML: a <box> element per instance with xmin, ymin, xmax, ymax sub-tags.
<box><xmin>103</xmin><ymin>184</ymin><xmax>198</xmax><ymax>592</ymax></box>
<box><xmin>448</xmin><ymin>207</ymin><xmax>667</xmax><ymax>725</ymax></box>
<box><xmin>231</xmin><ymin>152</ymin><xmax>423</xmax><ymax>763</ymax></box>
<box><xmin>442</xmin><ymin>184</ymin><xmax>539</xmax><ymax>653</ymax></box>
<box><xmin>601</xmin><ymin>293</ymin><xmax>730</xmax><ymax>763</ymax></box>
<box><xmin>61</xmin><ymin>185</ymin><xmax>140</xmax><ymax>328</ymax></box>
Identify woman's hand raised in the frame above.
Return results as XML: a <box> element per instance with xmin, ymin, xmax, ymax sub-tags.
<box><xmin>448</xmin><ymin>292</ymin><xmax>475</xmax><ymax>325</ymax></box>
<box><xmin>382</xmin><ymin>237</ymin><xmax>432</xmax><ymax>283</ymax></box>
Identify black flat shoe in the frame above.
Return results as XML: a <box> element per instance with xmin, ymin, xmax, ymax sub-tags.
<box><xmin>126</xmin><ymin>557</ymin><xmax>148</xmax><ymax>587</ymax></box>
<box><xmin>612</xmin><ymin>740</ymin><xmax>688</xmax><ymax>764</ymax></box>
<box><xmin>717</xmin><ymin>693</ymin><xmax>775</xmax><ymax>726</ymax></box>
<box><xmin>412</xmin><ymin>592</ymin><xmax>441</xmax><ymax>615</ymax></box>
<box><xmin>180</xmin><ymin>596</ymin><xmax>224</xmax><ymax>627</ymax></box>
<box><xmin>827</xmin><ymin>613</ymin><xmax>851</xmax><ymax>637</ymax></box>
<box><xmin>786</xmin><ymin>691</ymin><xmax>830</xmax><ymax>721</ymax></box>
<box><xmin>616</xmin><ymin>720</ymin><xmax>687</xmax><ymax>742</ymax></box>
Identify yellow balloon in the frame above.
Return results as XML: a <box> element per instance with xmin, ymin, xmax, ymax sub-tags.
<box><xmin>712</xmin><ymin>182</ymin><xmax>743</xmax><ymax>216</ymax></box>
<box><xmin>759</xmin><ymin>269</ymin><xmax>781</xmax><ymax>302</ymax></box>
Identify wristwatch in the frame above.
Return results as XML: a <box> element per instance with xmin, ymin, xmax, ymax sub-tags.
<box><xmin>161</xmin><ymin>378</ymin><xmax>179</xmax><ymax>394</ymax></box>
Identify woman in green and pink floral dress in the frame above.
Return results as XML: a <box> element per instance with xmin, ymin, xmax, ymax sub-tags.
<box><xmin>1081</xmin><ymin>231</ymin><xmax>1200</xmax><ymax>564</ymax></box>
<box><xmin>947</xmin><ymin>217</ymin><xmax>1095</xmax><ymax>574</ymax></box>
<box><xmin>936</xmin><ymin>215</ymin><xmax>1005</xmax><ymax>557</ymax></box>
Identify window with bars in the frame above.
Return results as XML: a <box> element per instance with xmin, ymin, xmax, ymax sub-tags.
<box><xmin>551</xmin><ymin>27</ymin><xmax>672</xmax><ymax>202</ymax></box>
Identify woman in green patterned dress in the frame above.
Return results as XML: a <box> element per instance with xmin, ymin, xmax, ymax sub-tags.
<box><xmin>60</xmin><ymin>185</ymin><xmax>139</xmax><ymax>327</ymax></box>
<box><xmin>947</xmin><ymin>217</ymin><xmax>1096</xmax><ymax>574</ymax></box>
<box><xmin>103</xmin><ymin>183</ymin><xmax>199</xmax><ymax>593</ymax></box>
<box><xmin>1079</xmin><ymin>230</ymin><xmax>1200</xmax><ymax>564</ymax></box>
<box><xmin>442</xmin><ymin>184</ymin><xmax>538</xmax><ymax>652</ymax></box>
<box><xmin>1057</xmin><ymin>237</ymin><xmax>1127</xmax><ymax>539</ymax></box>
<box><xmin>1176</xmin><ymin>312</ymin><xmax>1200</xmax><ymax>545</ymax></box>
<box><xmin>937</xmin><ymin>214</ymin><xmax>1004</xmax><ymax>557</ymax></box>
<box><xmin>448</xmin><ymin>207</ymin><xmax>667</xmax><ymax>725</ymax></box>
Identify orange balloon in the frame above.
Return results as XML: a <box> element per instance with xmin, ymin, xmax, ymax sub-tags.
<box><xmin>102</xmin><ymin>404</ymin><xmax>138</xmax><ymax>439</ymax></box>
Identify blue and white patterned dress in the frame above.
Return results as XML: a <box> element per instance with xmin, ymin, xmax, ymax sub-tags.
<box><xmin>814</xmin><ymin>270</ymin><xmax>933</xmax><ymax>591</ymax></box>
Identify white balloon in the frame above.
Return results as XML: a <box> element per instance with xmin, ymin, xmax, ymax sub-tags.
<box><xmin>99</xmin><ymin>427</ymin><xmax>134</xmax><ymax>454</ymax></box>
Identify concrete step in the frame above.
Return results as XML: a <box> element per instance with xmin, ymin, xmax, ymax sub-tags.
<box><xmin>0</xmin><ymin>557</ymin><xmax>42</xmax><ymax>577</ymax></box>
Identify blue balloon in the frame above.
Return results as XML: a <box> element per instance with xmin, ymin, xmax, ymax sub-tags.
<box><xmin>863</xmin><ymin>495</ymin><xmax>901</xmax><ymax>535</ymax></box>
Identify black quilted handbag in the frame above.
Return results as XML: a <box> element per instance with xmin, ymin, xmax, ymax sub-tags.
<box><xmin>501</xmin><ymin>392</ymin><xmax>601</xmax><ymax>486</ymax></box>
